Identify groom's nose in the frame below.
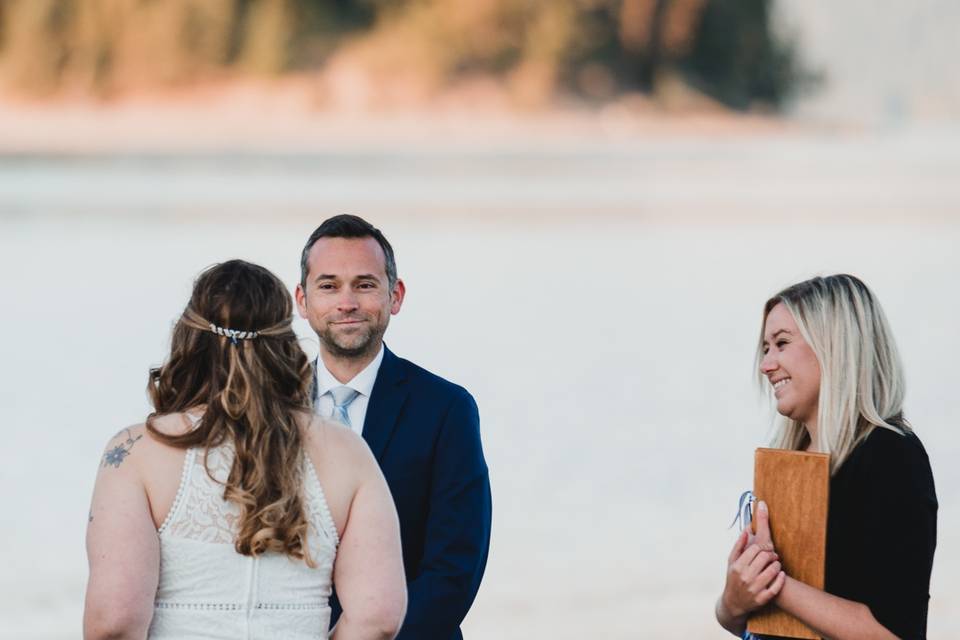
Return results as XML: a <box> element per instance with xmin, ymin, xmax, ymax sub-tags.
<box><xmin>336</xmin><ymin>289</ymin><xmax>359</xmax><ymax>312</ymax></box>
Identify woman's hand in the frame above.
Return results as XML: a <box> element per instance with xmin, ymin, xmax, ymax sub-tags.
<box><xmin>716</xmin><ymin>501</ymin><xmax>786</xmax><ymax>635</ymax></box>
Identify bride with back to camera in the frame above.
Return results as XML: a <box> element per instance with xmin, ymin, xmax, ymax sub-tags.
<box><xmin>716</xmin><ymin>274</ymin><xmax>937</xmax><ymax>640</ymax></box>
<box><xmin>84</xmin><ymin>259</ymin><xmax>406</xmax><ymax>640</ymax></box>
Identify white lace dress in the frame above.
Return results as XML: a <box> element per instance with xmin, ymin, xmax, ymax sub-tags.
<box><xmin>148</xmin><ymin>442</ymin><xmax>339</xmax><ymax>640</ymax></box>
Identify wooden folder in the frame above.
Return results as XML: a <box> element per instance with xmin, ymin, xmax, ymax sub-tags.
<box><xmin>746</xmin><ymin>448</ymin><xmax>830</xmax><ymax>640</ymax></box>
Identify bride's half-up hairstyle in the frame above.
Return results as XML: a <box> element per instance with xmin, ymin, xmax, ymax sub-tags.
<box><xmin>147</xmin><ymin>259</ymin><xmax>316</xmax><ymax>565</ymax></box>
<box><xmin>758</xmin><ymin>274</ymin><xmax>909</xmax><ymax>475</ymax></box>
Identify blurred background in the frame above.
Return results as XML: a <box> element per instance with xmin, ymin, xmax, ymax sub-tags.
<box><xmin>0</xmin><ymin>1</ymin><xmax>958</xmax><ymax>638</ymax></box>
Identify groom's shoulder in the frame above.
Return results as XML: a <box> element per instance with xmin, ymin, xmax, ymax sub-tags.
<box><xmin>391</xmin><ymin>351</ymin><xmax>474</xmax><ymax>403</ymax></box>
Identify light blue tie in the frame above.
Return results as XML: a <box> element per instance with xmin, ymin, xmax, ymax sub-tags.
<box><xmin>329</xmin><ymin>386</ymin><xmax>360</xmax><ymax>427</ymax></box>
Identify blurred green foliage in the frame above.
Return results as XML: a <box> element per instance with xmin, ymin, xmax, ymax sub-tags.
<box><xmin>0</xmin><ymin>0</ymin><xmax>811</xmax><ymax>109</ymax></box>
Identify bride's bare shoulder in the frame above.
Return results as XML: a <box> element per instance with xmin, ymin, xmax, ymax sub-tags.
<box><xmin>302</xmin><ymin>415</ymin><xmax>376</xmax><ymax>469</ymax></box>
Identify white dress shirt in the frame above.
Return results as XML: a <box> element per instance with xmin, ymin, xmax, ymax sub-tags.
<box><xmin>314</xmin><ymin>344</ymin><xmax>384</xmax><ymax>435</ymax></box>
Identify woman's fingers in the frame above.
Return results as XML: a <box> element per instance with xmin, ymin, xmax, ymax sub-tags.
<box><xmin>732</xmin><ymin>543</ymin><xmax>761</xmax><ymax>576</ymax></box>
<box><xmin>756</xmin><ymin>570</ymin><xmax>787</xmax><ymax>606</ymax></box>
<box><xmin>753</xmin><ymin>559</ymin><xmax>782</xmax><ymax>592</ymax></box>
<box><xmin>728</xmin><ymin>530</ymin><xmax>749</xmax><ymax>563</ymax></box>
<box><xmin>753</xmin><ymin>500</ymin><xmax>775</xmax><ymax>551</ymax></box>
<box><xmin>735</xmin><ymin>545</ymin><xmax>778</xmax><ymax>583</ymax></box>
<box><xmin>746</xmin><ymin>548</ymin><xmax>779</xmax><ymax>578</ymax></box>
<box><xmin>724</xmin><ymin>536</ymin><xmax>785</xmax><ymax>617</ymax></box>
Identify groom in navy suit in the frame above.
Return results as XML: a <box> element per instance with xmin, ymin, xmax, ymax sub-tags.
<box><xmin>296</xmin><ymin>215</ymin><xmax>491</xmax><ymax>640</ymax></box>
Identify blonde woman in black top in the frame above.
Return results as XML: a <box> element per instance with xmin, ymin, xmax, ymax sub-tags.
<box><xmin>716</xmin><ymin>274</ymin><xmax>937</xmax><ymax>640</ymax></box>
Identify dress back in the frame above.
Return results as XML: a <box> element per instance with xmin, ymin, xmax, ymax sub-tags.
<box><xmin>148</xmin><ymin>438</ymin><xmax>339</xmax><ymax>640</ymax></box>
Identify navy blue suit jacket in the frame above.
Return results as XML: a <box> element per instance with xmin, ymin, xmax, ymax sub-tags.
<box><xmin>329</xmin><ymin>346</ymin><xmax>492</xmax><ymax>640</ymax></box>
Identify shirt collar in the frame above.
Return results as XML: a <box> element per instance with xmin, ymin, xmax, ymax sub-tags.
<box><xmin>316</xmin><ymin>343</ymin><xmax>385</xmax><ymax>399</ymax></box>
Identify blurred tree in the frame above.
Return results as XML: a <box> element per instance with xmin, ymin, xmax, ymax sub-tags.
<box><xmin>0</xmin><ymin>0</ymin><xmax>75</xmax><ymax>94</ymax></box>
<box><xmin>682</xmin><ymin>0</ymin><xmax>803</xmax><ymax>108</ymax></box>
<box><xmin>0</xmin><ymin>0</ymin><xmax>810</xmax><ymax>109</ymax></box>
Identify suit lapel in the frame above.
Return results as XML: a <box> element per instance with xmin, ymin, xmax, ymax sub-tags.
<box><xmin>363</xmin><ymin>346</ymin><xmax>409</xmax><ymax>462</ymax></box>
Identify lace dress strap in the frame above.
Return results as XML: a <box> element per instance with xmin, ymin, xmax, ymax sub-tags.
<box><xmin>157</xmin><ymin>447</ymin><xmax>196</xmax><ymax>535</ymax></box>
<box><xmin>303</xmin><ymin>455</ymin><xmax>340</xmax><ymax>547</ymax></box>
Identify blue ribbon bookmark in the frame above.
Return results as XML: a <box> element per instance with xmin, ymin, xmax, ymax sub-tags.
<box><xmin>729</xmin><ymin>490</ymin><xmax>755</xmax><ymax>531</ymax></box>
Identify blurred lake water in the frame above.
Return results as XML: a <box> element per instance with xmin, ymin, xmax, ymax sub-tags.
<box><xmin>1</xmin><ymin>126</ymin><xmax>958</xmax><ymax>639</ymax></box>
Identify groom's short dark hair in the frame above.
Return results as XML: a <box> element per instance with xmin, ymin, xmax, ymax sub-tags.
<box><xmin>300</xmin><ymin>214</ymin><xmax>397</xmax><ymax>288</ymax></box>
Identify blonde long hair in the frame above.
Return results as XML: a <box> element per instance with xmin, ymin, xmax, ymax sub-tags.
<box><xmin>147</xmin><ymin>260</ymin><xmax>316</xmax><ymax>565</ymax></box>
<box><xmin>758</xmin><ymin>274</ymin><xmax>909</xmax><ymax>474</ymax></box>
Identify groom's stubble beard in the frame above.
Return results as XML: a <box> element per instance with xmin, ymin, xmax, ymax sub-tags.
<box><xmin>319</xmin><ymin>314</ymin><xmax>389</xmax><ymax>360</ymax></box>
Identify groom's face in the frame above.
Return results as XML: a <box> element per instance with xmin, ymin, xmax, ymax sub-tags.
<box><xmin>296</xmin><ymin>236</ymin><xmax>404</xmax><ymax>359</ymax></box>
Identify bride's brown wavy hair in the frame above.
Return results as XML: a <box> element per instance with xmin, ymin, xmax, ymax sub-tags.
<box><xmin>147</xmin><ymin>259</ymin><xmax>316</xmax><ymax>565</ymax></box>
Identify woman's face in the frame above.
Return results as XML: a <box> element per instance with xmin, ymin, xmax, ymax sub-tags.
<box><xmin>760</xmin><ymin>303</ymin><xmax>822</xmax><ymax>428</ymax></box>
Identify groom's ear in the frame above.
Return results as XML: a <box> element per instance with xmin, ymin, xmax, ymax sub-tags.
<box><xmin>295</xmin><ymin>282</ymin><xmax>308</xmax><ymax>318</ymax></box>
<box><xmin>390</xmin><ymin>279</ymin><xmax>406</xmax><ymax>315</ymax></box>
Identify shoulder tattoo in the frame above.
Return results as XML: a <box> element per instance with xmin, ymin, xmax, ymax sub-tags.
<box><xmin>101</xmin><ymin>428</ymin><xmax>143</xmax><ymax>469</ymax></box>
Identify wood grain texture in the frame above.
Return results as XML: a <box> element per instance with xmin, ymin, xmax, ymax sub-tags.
<box><xmin>746</xmin><ymin>448</ymin><xmax>830</xmax><ymax>640</ymax></box>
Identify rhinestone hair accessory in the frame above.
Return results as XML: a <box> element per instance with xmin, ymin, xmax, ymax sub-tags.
<box><xmin>208</xmin><ymin>323</ymin><xmax>259</xmax><ymax>345</ymax></box>
<box><xmin>180</xmin><ymin>307</ymin><xmax>290</xmax><ymax>345</ymax></box>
